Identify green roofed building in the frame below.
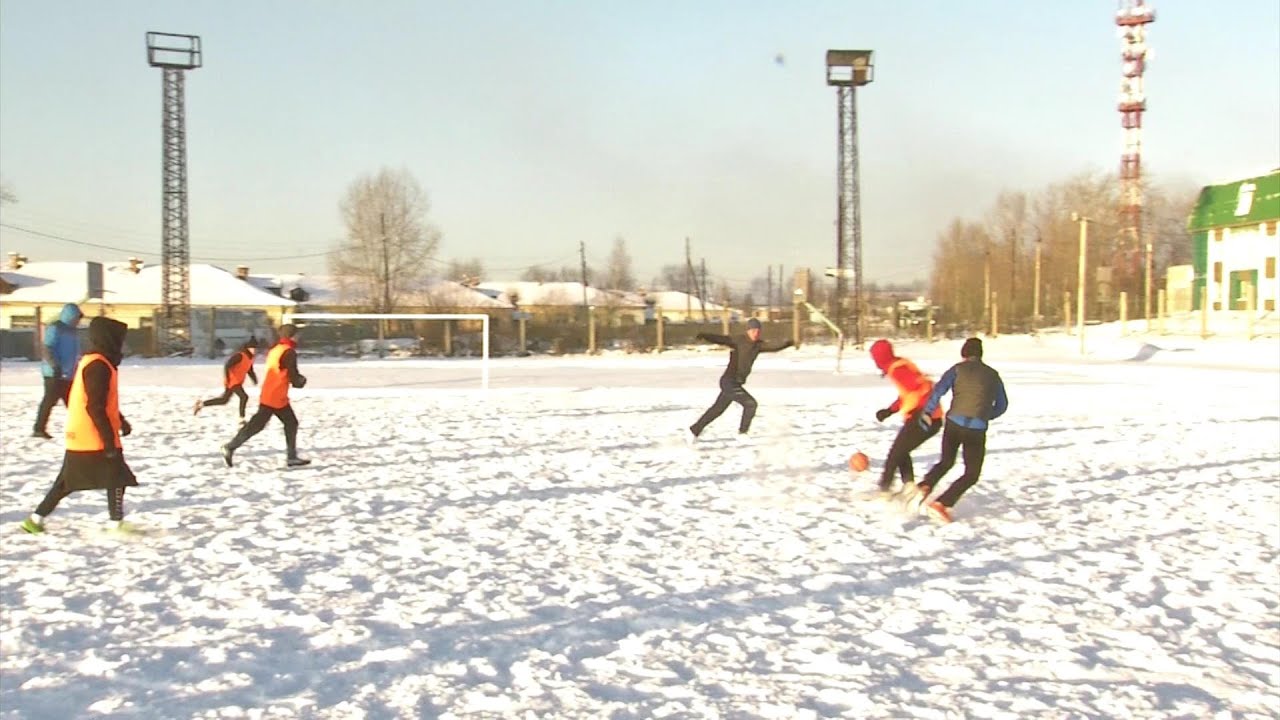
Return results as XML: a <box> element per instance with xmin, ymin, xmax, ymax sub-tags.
<box><xmin>1186</xmin><ymin>169</ymin><xmax>1280</xmax><ymax>311</ymax></box>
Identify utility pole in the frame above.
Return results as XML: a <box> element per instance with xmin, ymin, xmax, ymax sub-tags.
<box><xmin>376</xmin><ymin>213</ymin><xmax>390</xmax><ymax>357</ymax></box>
<box><xmin>1073</xmin><ymin>213</ymin><xmax>1090</xmax><ymax>355</ymax></box>
<box><xmin>380</xmin><ymin>214</ymin><xmax>390</xmax><ymax>313</ymax></box>
<box><xmin>684</xmin><ymin>238</ymin><xmax>694</xmax><ymax>319</ymax></box>
<box><xmin>579</xmin><ymin>240</ymin><xmax>589</xmax><ymax>312</ymax></box>
<box><xmin>1033</xmin><ymin>236</ymin><xmax>1042</xmax><ymax>332</ymax></box>
<box><xmin>983</xmin><ymin>244</ymin><xmax>992</xmax><ymax>328</ymax></box>
<box><xmin>699</xmin><ymin>258</ymin><xmax>709</xmax><ymax>322</ymax></box>
<box><xmin>1009</xmin><ymin>230</ymin><xmax>1018</xmax><ymax>324</ymax></box>
<box><xmin>766</xmin><ymin>267</ymin><xmax>773</xmax><ymax>320</ymax></box>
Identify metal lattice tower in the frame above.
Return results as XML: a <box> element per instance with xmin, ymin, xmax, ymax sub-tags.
<box><xmin>1117</xmin><ymin>2</ymin><xmax>1154</xmax><ymax>305</ymax></box>
<box><xmin>826</xmin><ymin>50</ymin><xmax>873</xmax><ymax>348</ymax></box>
<box><xmin>147</xmin><ymin>32</ymin><xmax>202</xmax><ymax>354</ymax></box>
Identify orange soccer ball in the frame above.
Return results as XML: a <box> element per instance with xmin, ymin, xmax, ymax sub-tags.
<box><xmin>848</xmin><ymin>451</ymin><xmax>870</xmax><ymax>473</ymax></box>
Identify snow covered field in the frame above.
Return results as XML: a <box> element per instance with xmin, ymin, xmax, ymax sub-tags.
<box><xmin>2</xmin><ymin>333</ymin><xmax>1278</xmax><ymax>719</ymax></box>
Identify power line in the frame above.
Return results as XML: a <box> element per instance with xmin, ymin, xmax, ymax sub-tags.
<box><xmin>0</xmin><ymin>223</ymin><xmax>333</xmax><ymax>262</ymax></box>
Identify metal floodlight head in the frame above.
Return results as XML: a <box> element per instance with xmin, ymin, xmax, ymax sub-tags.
<box><xmin>826</xmin><ymin>49</ymin><xmax>874</xmax><ymax>86</ymax></box>
<box><xmin>146</xmin><ymin>32</ymin><xmax>202</xmax><ymax>69</ymax></box>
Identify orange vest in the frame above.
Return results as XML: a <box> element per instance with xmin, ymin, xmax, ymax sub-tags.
<box><xmin>226</xmin><ymin>350</ymin><xmax>254</xmax><ymax>388</ymax></box>
<box><xmin>65</xmin><ymin>353</ymin><xmax>122</xmax><ymax>451</ymax></box>
<box><xmin>259</xmin><ymin>343</ymin><xmax>292</xmax><ymax>409</ymax></box>
<box><xmin>887</xmin><ymin>357</ymin><xmax>944</xmax><ymax>420</ymax></box>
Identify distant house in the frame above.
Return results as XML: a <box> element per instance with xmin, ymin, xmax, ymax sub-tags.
<box><xmin>640</xmin><ymin>289</ymin><xmax>738</xmax><ymax>323</ymax></box>
<box><xmin>0</xmin><ymin>256</ymin><xmax>295</xmax><ymax>355</ymax></box>
<box><xmin>1185</xmin><ymin>169</ymin><xmax>1280</xmax><ymax>312</ymax></box>
<box><xmin>475</xmin><ymin>281</ymin><xmax>647</xmax><ymax>324</ymax></box>
<box><xmin>246</xmin><ymin>272</ymin><xmax>514</xmax><ymax>316</ymax></box>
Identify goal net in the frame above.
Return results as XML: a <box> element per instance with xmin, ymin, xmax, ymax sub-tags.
<box><xmin>282</xmin><ymin>312</ymin><xmax>491</xmax><ymax>390</ymax></box>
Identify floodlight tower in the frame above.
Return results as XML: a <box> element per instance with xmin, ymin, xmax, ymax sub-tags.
<box><xmin>146</xmin><ymin>32</ymin><xmax>202</xmax><ymax>354</ymax></box>
<box><xmin>826</xmin><ymin>50</ymin><xmax>873</xmax><ymax>348</ymax></box>
<box><xmin>1117</xmin><ymin>2</ymin><xmax>1154</xmax><ymax>315</ymax></box>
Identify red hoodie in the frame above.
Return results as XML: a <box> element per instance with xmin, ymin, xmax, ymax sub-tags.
<box><xmin>870</xmin><ymin>339</ymin><xmax>943</xmax><ymax>420</ymax></box>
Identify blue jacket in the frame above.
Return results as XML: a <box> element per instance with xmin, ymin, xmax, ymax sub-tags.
<box><xmin>922</xmin><ymin>359</ymin><xmax>1008</xmax><ymax>432</ymax></box>
<box><xmin>42</xmin><ymin>304</ymin><xmax>83</xmax><ymax>379</ymax></box>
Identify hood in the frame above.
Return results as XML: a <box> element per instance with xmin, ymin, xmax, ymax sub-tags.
<box><xmin>87</xmin><ymin>316</ymin><xmax>128</xmax><ymax>367</ymax></box>
<box><xmin>869</xmin><ymin>339</ymin><xmax>895</xmax><ymax>371</ymax></box>
<box><xmin>60</xmin><ymin>303</ymin><xmax>83</xmax><ymax>326</ymax></box>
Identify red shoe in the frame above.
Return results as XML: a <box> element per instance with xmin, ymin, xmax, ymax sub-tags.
<box><xmin>926</xmin><ymin>501</ymin><xmax>952</xmax><ymax>524</ymax></box>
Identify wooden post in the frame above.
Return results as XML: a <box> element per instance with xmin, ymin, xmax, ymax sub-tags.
<box><xmin>1119</xmin><ymin>292</ymin><xmax>1127</xmax><ymax>337</ymax></box>
<box><xmin>588</xmin><ymin>306</ymin><xmax>596</xmax><ymax>354</ymax></box>
<box><xmin>792</xmin><ymin>299</ymin><xmax>801</xmax><ymax>347</ymax></box>
<box><xmin>518</xmin><ymin>317</ymin><xmax>527</xmax><ymax>354</ymax></box>
<box><xmin>1064</xmin><ymin>292</ymin><xmax>1072</xmax><ymax>335</ymax></box>
<box><xmin>1157</xmin><ymin>289</ymin><xmax>1166</xmax><ymax>335</ymax></box>
<box><xmin>656</xmin><ymin>307</ymin><xmax>665</xmax><ymax>352</ymax></box>
<box><xmin>990</xmin><ymin>292</ymin><xmax>999</xmax><ymax>338</ymax></box>
<box><xmin>33</xmin><ymin>306</ymin><xmax>43</xmax><ymax>361</ymax></box>
<box><xmin>926</xmin><ymin>304</ymin><xmax>934</xmax><ymax>343</ymax></box>
<box><xmin>209</xmin><ymin>307</ymin><xmax>218</xmax><ymax>358</ymax></box>
<box><xmin>1200</xmin><ymin>287</ymin><xmax>1209</xmax><ymax>339</ymax></box>
<box><xmin>1246</xmin><ymin>281</ymin><xmax>1256</xmax><ymax>341</ymax></box>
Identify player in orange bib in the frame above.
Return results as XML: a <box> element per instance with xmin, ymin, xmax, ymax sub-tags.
<box><xmin>193</xmin><ymin>337</ymin><xmax>259</xmax><ymax>425</ymax></box>
<box><xmin>220</xmin><ymin>324</ymin><xmax>310</xmax><ymax>468</ymax></box>
<box><xmin>869</xmin><ymin>338</ymin><xmax>944</xmax><ymax>494</ymax></box>
<box><xmin>20</xmin><ymin>317</ymin><xmax>139</xmax><ymax>534</ymax></box>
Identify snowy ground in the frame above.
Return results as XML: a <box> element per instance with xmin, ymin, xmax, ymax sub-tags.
<box><xmin>1</xmin><ymin>332</ymin><xmax>1277</xmax><ymax>719</ymax></box>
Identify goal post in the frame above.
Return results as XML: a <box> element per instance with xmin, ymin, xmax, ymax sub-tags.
<box><xmin>282</xmin><ymin>312</ymin><xmax>490</xmax><ymax>390</ymax></box>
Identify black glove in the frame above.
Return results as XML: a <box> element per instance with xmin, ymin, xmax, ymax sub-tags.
<box><xmin>917</xmin><ymin>413</ymin><xmax>934</xmax><ymax>431</ymax></box>
<box><xmin>120</xmin><ymin>418</ymin><xmax>132</xmax><ymax>437</ymax></box>
<box><xmin>292</xmin><ymin>374</ymin><xmax>307</xmax><ymax>389</ymax></box>
<box><xmin>875</xmin><ymin>408</ymin><xmax>893</xmax><ymax>422</ymax></box>
<box><xmin>51</xmin><ymin>364</ymin><xmax>63</xmax><ymax>380</ymax></box>
<box><xmin>103</xmin><ymin>448</ymin><xmax>119</xmax><ymax>461</ymax></box>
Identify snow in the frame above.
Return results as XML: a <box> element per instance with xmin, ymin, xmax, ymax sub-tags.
<box><xmin>1</xmin><ymin>331</ymin><xmax>1277</xmax><ymax>719</ymax></box>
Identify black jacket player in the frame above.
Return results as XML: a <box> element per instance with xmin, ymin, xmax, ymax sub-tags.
<box><xmin>689</xmin><ymin>318</ymin><xmax>793</xmax><ymax>437</ymax></box>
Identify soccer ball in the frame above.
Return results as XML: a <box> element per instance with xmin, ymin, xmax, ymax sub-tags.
<box><xmin>848</xmin><ymin>451</ymin><xmax>869</xmax><ymax>472</ymax></box>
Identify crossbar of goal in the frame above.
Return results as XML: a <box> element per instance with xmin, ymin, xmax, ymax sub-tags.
<box><xmin>282</xmin><ymin>312</ymin><xmax>489</xmax><ymax>390</ymax></box>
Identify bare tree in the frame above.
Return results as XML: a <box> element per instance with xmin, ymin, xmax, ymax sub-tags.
<box><xmin>0</xmin><ymin>178</ymin><xmax>16</xmax><ymax>205</ymax></box>
<box><xmin>605</xmin><ymin>236</ymin><xmax>636</xmax><ymax>291</ymax></box>
<box><xmin>330</xmin><ymin>168</ymin><xmax>441</xmax><ymax>311</ymax></box>
<box><xmin>446</xmin><ymin>257</ymin><xmax>485</xmax><ymax>286</ymax></box>
<box><xmin>651</xmin><ymin>264</ymin><xmax>686</xmax><ymax>291</ymax></box>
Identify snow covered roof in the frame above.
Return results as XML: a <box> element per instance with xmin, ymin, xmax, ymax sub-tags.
<box><xmin>643</xmin><ymin>290</ymin><xmax>731</xmax><ymax>314</ymax></box>
<box><xmin>249</xmin><ymin>273</ymin><xmax>513</xmax><ymax>309</ymax></box>
<box><xmin>476</xmin><ymin>281</ymin><xmax>643</xmax><ymax>308</ymax></box>
<box><xmin>1</xmin><ymin>261</ymin><xmax>295</xmax><ymax>307</ymax></box>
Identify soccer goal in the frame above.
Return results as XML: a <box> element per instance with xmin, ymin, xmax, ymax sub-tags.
<box><xmin>282</xmin><ymin>312</ymin><xmax>490</xmax><ymax>390</ymax></box>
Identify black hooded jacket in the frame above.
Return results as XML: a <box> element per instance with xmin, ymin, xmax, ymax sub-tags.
<box><xmin>697</xmin><ymin>332</ymin><xmax>792</xmax><ymax>385</ymax></box>
<box><xmin>81</xmin><ymin>317</ymin><xmax>129</xmax><ymax>450</ymax></box>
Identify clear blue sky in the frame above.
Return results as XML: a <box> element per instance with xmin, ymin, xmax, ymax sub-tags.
<box><xmin>2</xmin><ymin>0</ymin><xmax>1277</xmax><ymax>288</ymax></box>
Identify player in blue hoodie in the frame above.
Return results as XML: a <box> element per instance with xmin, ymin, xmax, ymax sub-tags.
<box><xmin>32</xmin><ymin>303</ymin><xmax>83</xmax><ymax>439</ymax></box>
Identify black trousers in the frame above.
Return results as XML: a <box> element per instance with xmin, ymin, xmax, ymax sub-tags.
<box><xmin>36</xmin><ymin>481</ymin><xmax>126</xmax><ymax>522</ymax></box>
<box><xmin>879</xmin><ymin>417</ymin><xmax>942</xmax><ymax>490</ymax></box>
<box><xmin>228</xmin><ymin>404</ymin><xmax>300</xmax><ymax>457</ymax></box>
<box><xmin>33</xmin><ymin>377</ymin><xmax>70</xmax><ymax>432</ymax></box>
<box><xmin>691</xmin><ymin>376</ymin><xmax>758</xmax><ymax>435</ymax></box>
<box><xmin>202</xmin><ymin>385</ymin><xmax>250</xmax><ymax>417</ymax></box>
<box><xmin>922</xmin><ymin>422</ymin><xmax>988</xmax><ymax>508</ymax></box>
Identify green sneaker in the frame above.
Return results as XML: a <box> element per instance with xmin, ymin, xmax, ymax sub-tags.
<box><xmin>20</xmin><ymin>518</ymin><xmax>44</xmax><ymax>535</ymax></box>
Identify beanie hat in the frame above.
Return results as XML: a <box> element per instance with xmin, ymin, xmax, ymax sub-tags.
<box><xmin>278</xmin><ymin>324</ymin><xmax>297</xmax><ymax>339</ymax></box>
<box><xmin>961</xmin><ymin>337</ymin><xmax>983</xmax><ymax>359</ymax></box>
<box><xmin>746</xmin><ymin>318</ymin><xmax>762</xmax><ymax>330</ymax></box>
<box><xmin>869</xmin><ymin>339</ymin><xmax>895</xmax><ymax>371</ymax></box>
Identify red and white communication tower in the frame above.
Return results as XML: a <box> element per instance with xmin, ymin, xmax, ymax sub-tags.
<box><xmin>1117</xmin><ymin>1</ymin><xmax>1155</xmax><ymax>293</ymax></box>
